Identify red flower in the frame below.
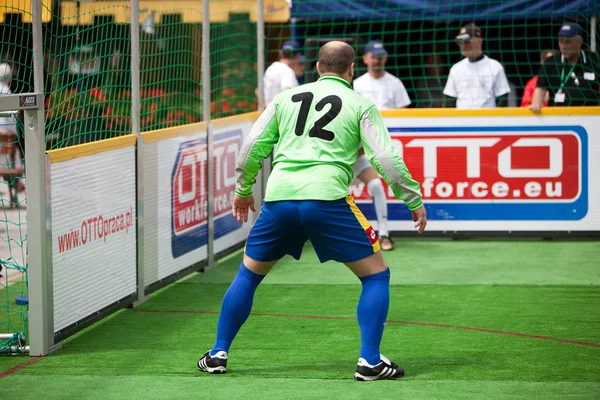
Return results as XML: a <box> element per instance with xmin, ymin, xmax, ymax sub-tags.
<box><xmin>222</xmin><ymin>88</ymin><xmax>235</xmax><ymax>97</ymax></box>
<box><xmin>90</xmin><ymin>88</ymin><xmax>107</xmax><ymax>101</ymax></box>
<box><xmin>221</xmin><ymin>100</ymin><xmax>230</xmax><ymax>112</ymax></box>
<box><xmin>141</xmin><ymin>89</ymin><xmax>165</xmax><ymax>99</ymax></box>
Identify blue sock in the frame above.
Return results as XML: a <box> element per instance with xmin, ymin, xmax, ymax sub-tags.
<box><xmin>210</xmin><ymin>263</ymin><xmax>265</xmax><ymax>356</ymax></box>
<box><xmin>357</xmin><ymin>268</ymin><xmax>390</xmax><ymax>366</ymax></box>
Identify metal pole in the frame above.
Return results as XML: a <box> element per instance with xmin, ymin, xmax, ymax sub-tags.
<box><xmin>131</xmin><ymin>0</ymin><xmax>147</xmax><ymax>306</ymax></box>
<box><xmin>0</xmin><ymin>333</ymin><xmax>17</xmax><ymax>340</ymax></box>
<box><xmin>257</xmin><ymin>0</ymin><xmax>271</xmax><ymax>200</ymax></box>
<box><xmin>591</xmin><ymin>17</ymin><xmax>597</xmax><ymax>53</ymax></box>
<box><xmin>257</xmin><ymin>0</ymin><xmax>265</xmax><ymax>112</ymax></box>
<box><xmin>290</xmin><ymin>18</ymin><xmax>297</xmax><ymax>42</ymax></box>
<box><xmin>2</xmin><ymin>345</ymin><xmax>30</xmax><ymax>354</ymax></box>
<box><xmin>203</xmin><ymin>0</ymin><xmax>214</xmax><ymax>268</ymax></box>
<box><xmin>28</xmin><ymin>0</ymin><xmax>56</xmax><ymax>356</ymax></box>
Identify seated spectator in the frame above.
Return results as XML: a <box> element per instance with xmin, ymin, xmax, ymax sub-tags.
<box><xmin>521</xmin><ymin>50</ymin><xmax>555</xmax><ymax>107</ymax></box>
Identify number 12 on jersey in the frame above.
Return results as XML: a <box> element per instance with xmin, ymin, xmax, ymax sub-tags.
<box><xmin>292</xmin><ymin>92</ymin><xmax>342</xmax><ymax>141</ymax></box>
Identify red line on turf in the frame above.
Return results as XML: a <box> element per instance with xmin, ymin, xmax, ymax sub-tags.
<box><xmin>0</xmin><ymin>356</ymin><xmax>43</xmax><ymax>379</ymax></box>
<box><xmin>133</xmin><ymin>309</ymin><xmax>600</xmax><ymax>348</ymax></box>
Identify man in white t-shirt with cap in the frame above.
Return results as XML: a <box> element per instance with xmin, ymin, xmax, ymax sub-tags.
<box><xmin>444</xmin><ymin>23</ymin><xmax>511</xmax><ymax>109</ymax></box>
<box><xmin>263</xmin><ymin>40</ymin><xmax>302</xmax><ymax>106</ymax></box>
<box><xmin>352</xmin><ymin>41</ymin><xmax>411</xmax><ymax>250</ymax></box>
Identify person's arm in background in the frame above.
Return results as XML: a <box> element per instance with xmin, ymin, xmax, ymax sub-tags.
<box><xmin>443</xmin><ymin>67</ymin><xmax>457</xmax><ymax>108</ymax></box>
<box><xmin>496</xmin><ymin>94</ymin><xmax>508</xmax><ymax>107</ymax></box>
<box><xmin>494</xmin><ymin>67</ymin><xmax>511</xmax><ymax>107</ymax></box>
<box><xmin>530</xmin><ymin>61</ymin><xmax>550</xmax><ymax>114</ymax></box>
<box><xmin>443</xmin><ymin>96</ymin><xmax>456</xmax><ymax>108</ymax></box>
<box><xmin>394</xmin><ymin>78</ymin><xmax>411</xmax><ymax>109</ymax></box>
<box><xmin>530</xmin><ymin>88</ymin><xmax>546</xmax><ymax>114</ymax></box>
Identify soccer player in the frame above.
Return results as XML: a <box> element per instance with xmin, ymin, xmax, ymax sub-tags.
<box><xmin>198</xmin><ymin>41</ymin><xmax>427</xmax><ymax>381</ymax></box>
<box><xmin>352</xmin><ymin>40</ymin><xmax>411</xmax><ymax>250</ymax></box>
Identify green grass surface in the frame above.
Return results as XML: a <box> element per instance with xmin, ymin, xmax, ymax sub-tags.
<box><xmin>0</xmin><ymin>280</ymin><xmax>28</xmax><ymax>364</ymax></box>
<box><xmin>1</xmin><ymin>238</ymin><xmax>599</xmax><ymax>399</ymax></box>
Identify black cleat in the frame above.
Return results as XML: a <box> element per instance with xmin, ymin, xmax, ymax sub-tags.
<box><xmin>198</xmin><ymin>350</ymin><xmax>228</xmax><ymax>374</ymax></box>
<box><xmin>354</xmin><ymin>355</ymin><xmax>405</xmax><ymax>381</ymax></box>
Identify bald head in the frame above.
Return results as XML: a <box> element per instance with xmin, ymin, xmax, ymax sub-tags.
<box><xmin>317</xmin><ymin>41</ymin><xmax>355</xmax><ymax>77</ymax></box>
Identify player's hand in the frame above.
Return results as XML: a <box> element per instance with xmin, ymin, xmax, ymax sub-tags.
<box><xmin>529</xmin><ymin>103</ymin><xmax>542</xmax><ymax>114</ymax></box>
<box><xmin>232</xmin><ymin>195</ymin><xmax>256</xmax><ymax>223</ymax></box>
<box><xmin>411</xmin><ymin>205</ymin><xmax>427</xmax><ymax>235</ymax></box>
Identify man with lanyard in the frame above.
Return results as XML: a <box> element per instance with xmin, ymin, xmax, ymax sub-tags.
<box><xmin>530</xmin><ymin>23</ymin><xmax>600</xmax><ymax>113</ymax></box>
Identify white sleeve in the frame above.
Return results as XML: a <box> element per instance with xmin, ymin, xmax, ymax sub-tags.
<box><xmin>353</xmin><ymin>78</ymin><xmax>363</xmax><ymax>94</ymax></box>
<box><xmin>394</xmin><ymin>78</ymin><xmax>411</xmax><ymax>108</ymax></box>
<box><xmin>494</xmin><ymin>64</ymin><xmax>511</xmax><ymax>97</ymax></box>
<box><xmin>280</xmin><ymin>68</ymin><xmax>299</xmax><ymax>90</ymax></box>
<box><xmin>443</xmin><ymin>67</ymin><xmax>457</xmax><ymax>98</ymax></box>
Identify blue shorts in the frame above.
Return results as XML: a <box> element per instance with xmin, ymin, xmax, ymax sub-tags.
<box><xmin>245</xmin><ymin>196</ymin><xmax>381</xmax><ymax>263</ymax></box>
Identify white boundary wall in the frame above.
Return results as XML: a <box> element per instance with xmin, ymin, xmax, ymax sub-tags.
<box><xmin>34</xmin><ymin>108</ymin><xmax>600</xmax><ymax>354</ymax></box>
<box><xmin>49</xmin><ymin>138</ymin><xmax>138</xmax><ymax>334</ymax></box>
<box><xmin>142</xmin><ymin>114</ymin><xmax>260</xmax><ymax>287</ymax></box>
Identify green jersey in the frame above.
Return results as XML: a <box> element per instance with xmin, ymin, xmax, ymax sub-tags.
<box><xmin>235</xmin><ymin>75</ymin><xmax>423</xmax><ymax>211</ymax></box>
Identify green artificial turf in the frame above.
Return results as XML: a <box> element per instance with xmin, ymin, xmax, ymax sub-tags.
<box><xmin>1</xmin><ymin>239</ymin><xmax>599</xmax><ymax>399</ymax></box>
<box><xmin>0</xmin><ymin>280</ymin><xmax>28</xmax><ymax>371</ymax></box>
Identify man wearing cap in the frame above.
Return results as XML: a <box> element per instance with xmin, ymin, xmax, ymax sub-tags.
<box><xmin>293</xmin><ymin>55</ymin><xmax>306</xmax><ymax>85</ymax></box>
<box><xmin>444</xmin><ymin>23</ymin><xmax>511</xmax><ymax>109</ymax></box>
<box><xmin>263</xmin><ymin>40</ymin><xmax>302</xmax><ymax>106</ymax></box>
<box><xmin>530</xmin><ymin>23</ymin><xmax>600</xmax><ymax>113</ymax></box>
<box><xmin>352</xmin><ymin>41</ymin><xmax>410</xmax><ymax>250</ymax></box>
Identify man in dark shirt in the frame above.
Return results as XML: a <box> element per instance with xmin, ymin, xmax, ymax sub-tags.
<box><xmin>530</xmin><ymin>23</ymin><xmax>600</xmax><ymax>113</ymax></box>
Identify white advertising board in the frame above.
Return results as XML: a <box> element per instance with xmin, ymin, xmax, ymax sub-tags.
<box><xmin>143</xmin><ymin>113</ymin><xmax>260</xmax><ymax>285</ymax></box>
<box><xmin>143</xmin><ymin>128</ymin><xmax>209</xmax><ymax>283</ymax></box>
<box><xmin>351</xmin><ymin>112</ymin><xmax>600</xmax><ymax>232</ymax></box>
<box><xmin>212</xmin><ymin>117</ymin><xmax>259</xmax><ymax>253</ymax></box>
<box><xmin>51</xmin><ymin>145</ymin><xmax>137</xmax><ymax>333</ymax></box>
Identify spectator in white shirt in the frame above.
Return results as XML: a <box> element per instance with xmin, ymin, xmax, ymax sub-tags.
<box><xmin>353</xmin><ymin>41</ymin><xmax>411</xmax><ymax>110</ymax></box>
<box><xmin>263</xmin><ymin>40</ymin><xmax>302</xmax><ymax>106</ymax></box>
<box><xmin>444</xmin><ymin>23</ymin><xmax>511</xmax><ymax>109</ymax></box>
<box><xmin>352</xmin><ymin>41</ymin><xmax>411</xmax><ymax>251</ymax></box>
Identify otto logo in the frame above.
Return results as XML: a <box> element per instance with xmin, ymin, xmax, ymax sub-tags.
<box><xmin>172</xmin><ymin>131</ymin><xmax>241</xmax><ymax>236</ymax></box>
<box><xmin>351</xmin><ymin>131</ymin><xmax>582</xmax><ymax>202</ymax></box>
